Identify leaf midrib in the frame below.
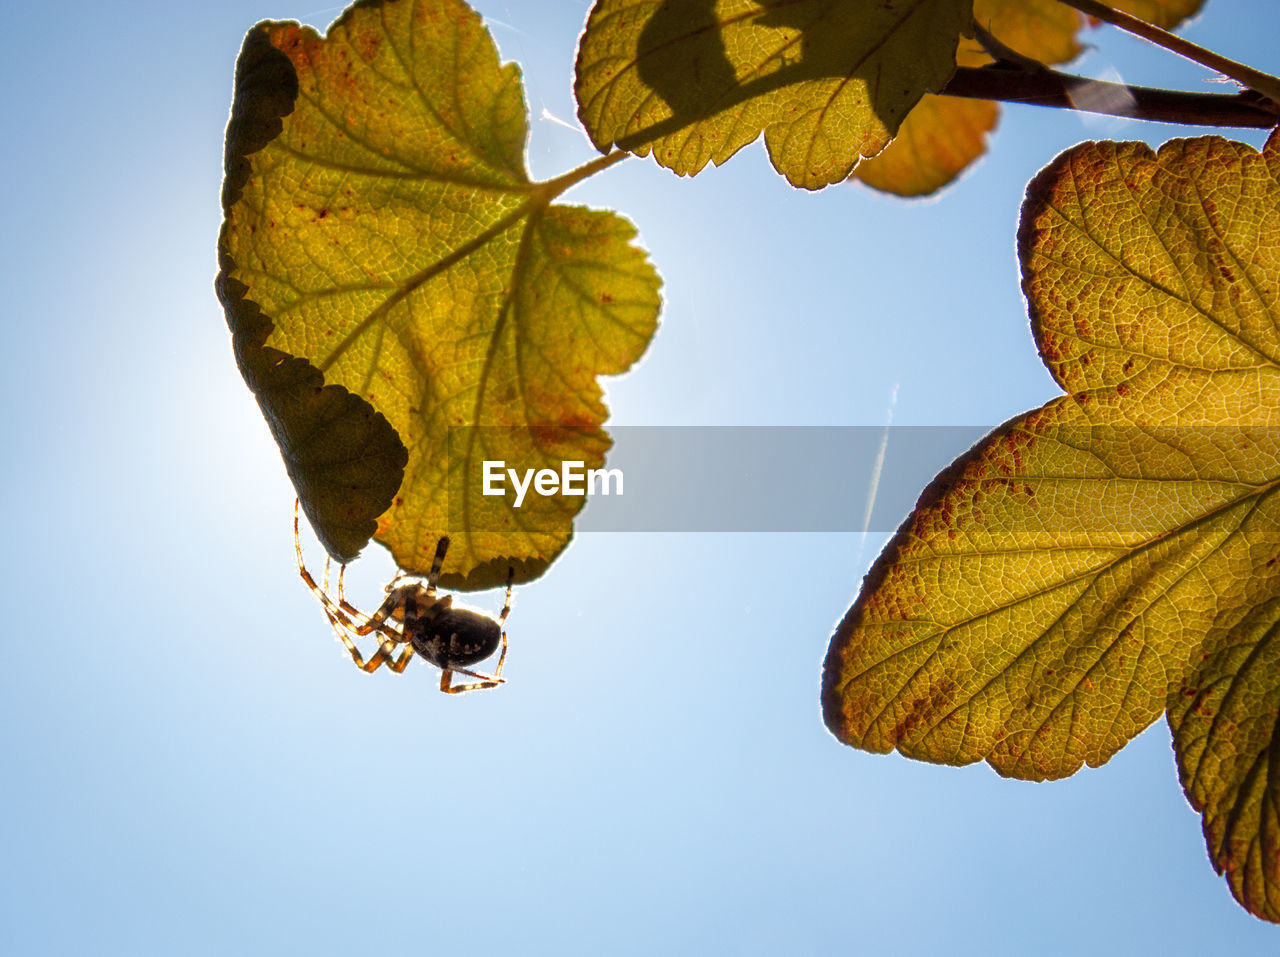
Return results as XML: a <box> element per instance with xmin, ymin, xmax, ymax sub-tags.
<box><xmin>842</xmin><ymin>469</ymin><xmax>1280</xmax><ymax>732</ymax></box>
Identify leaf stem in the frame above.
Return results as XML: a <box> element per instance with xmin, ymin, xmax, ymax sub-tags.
<box><xmin>536</xmin><ymin>150</ymin><xmax>630</xmax><ymax>202</ymax></box>
<box><xmin>1057</xmin><ymin>0</ymin><xmax>1280</xmax><ymax>107</ymax></box>
<box><xmin>941</xmin><ymin>64</ymin><xmax>1279</xmax><ymax>128</ymax></box>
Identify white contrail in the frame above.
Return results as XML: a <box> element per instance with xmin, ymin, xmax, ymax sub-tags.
<box><xmin>540</xmin><ymin>107</ymin><xmax>594</xmax><ymax>143</ymax></box>
<box><xmin>296</xmin><ymin>5</ymin><xmax>348</xmax><ymax>21</ymax></box>
<box><xmin>856</xmin><ymin>382</ymin><xmax>900</xmax><ymax>572</ymax></box>
<box><xmin>483</xmin><ymin>16</ymin><xmax>523</xmax><ymax>35</ymax></box>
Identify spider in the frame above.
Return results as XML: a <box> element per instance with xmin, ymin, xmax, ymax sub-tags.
<box><xmin>293</xmin><ymin>500</ymin><xmax>512</xmax><ymax>694</ymax></box>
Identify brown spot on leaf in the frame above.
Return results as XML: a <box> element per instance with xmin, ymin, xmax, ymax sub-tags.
<box><xmin>889</xmin><ymin>675</ymin><xmax>960</xmax><ymax>743</ymax></box>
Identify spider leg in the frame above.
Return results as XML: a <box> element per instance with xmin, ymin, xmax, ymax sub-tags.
<box><xmin>440</xmin><ymin>566</ymin><xmax>514</xmax><ymax>693</ymax></box>
<box><xmin>438</xmin><ymin>629</ymin><xmax>508</xmax><ymax>694</ymax></box>
<box><xmin>294</xmin><ymin>502</ymin><xmax>404</xmax><ymax>638</ymax></box>
<box><xmin>439</xmin><ymin>668</ymin><xmax>501</xmax><ymax>694</ymax></box>
<box><xmin>424</xmin><ymin>536</ymin><xmax>450</xmax><ymax>599</ymax></box>
<box><xmin>496</xmin><ymin>565</ymin><xmax>514</xmax><ymax>626</ymax></box>
<box><xmin>318</xmin><ymin>602</ymin><xmax>411</xmax><ymax>673</ymax></box>
<box><xmin>333</xmin><ymin>564</ymin><xmax>404</xmax><ymax>638</ymax></box>
<box><xmin>294</xmin><ymin>500</ymin><xmax>413</xmax><ymax>672</ymax></box>
<box><xmin>383</xmin><ymin>645</ymin><xmax>415</xmax><ymax>673</ymax></box>
<box><xmin>313</xmin><ymin>581</ymin><xmax>410</xmax><ymax>673</ymax></box>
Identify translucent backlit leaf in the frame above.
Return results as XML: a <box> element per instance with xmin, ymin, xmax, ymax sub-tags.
<box><xmin>217</xmin><ymin>25</ymin><xmax>408</xmax><ymax>564</ymax></box>
<box><xmin>1108</xmin><ymin>0</ymin><xmax>1206</xmax><ymax>30</ymax></box>
<box><xmin>977</xmin><ymin>0</ymin><xmax>1205</xmax><ymax>68</ymax></box>
<box><xmin>1170</xmin><ymin>597</ymin><xmax>1280</xmax><ymax>922</ymax></box>
<box><xmin>975</xmin><ymin>0</ymin><xmax>1083</xmax><ymax>65</ymax></box>
<box><xmin>855</xmin><ymin>0</ymin><xmax>1207</xmax><ymax>197</ymax></box>
<box><xmin>217</xmin><ymin>0</ymin><xmax>661</xmax><ymax>587</ymax></box>
<box><xmin>823</xmin><ymin>132</ymin><xmax>1280</xmax><ymax>919</ymax></box>
<box><xmin>574</xmin><ymin>0</ymin><xmax>971</xmax><ymax>190</ymax></box>
<box><xmin>850</xmin><ymin>37</ymin><xmax>997</xmax><ymax>197</ymax></box>
<box><xmin>573</xmin><ymin>0</ymin><xmax>1205</xmax><ymax>197</ymax></box>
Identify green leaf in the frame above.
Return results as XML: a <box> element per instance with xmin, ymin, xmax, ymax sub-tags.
<box><xmin>574</xmin><ymin>0</ymin><xmax>972</xmax><ymax>190</ymax></box>
<box><xmin>217</xmin><ymin>0</ymin><xmax>661</xmax><ymax>587</ymax></box>
<box><xmin>823</xmin><ymin>132</ymin><xmax>1280</xmax><ymax>919</ymax></box>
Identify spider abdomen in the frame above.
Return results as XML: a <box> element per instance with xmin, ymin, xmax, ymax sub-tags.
<box><xmin>407</xmin><ymin>602</ymin><xmax>503</xmax><ymax>670</ymax></box>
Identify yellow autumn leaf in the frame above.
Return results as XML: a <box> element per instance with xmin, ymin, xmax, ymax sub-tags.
<box><xmin>1170</xmin><ymin>596</ymin><xmax>1280</xmax><ymax>923</ymax></box>
<box><xmin>217</xmin><ymin>24</ymin><xmax>408</xmax><ymax>564</ymax></box>
<box><xmin>977</xmin><ymin>0</ymin><xmax>1205</xmax><ymax>69</ymax></box>
<box><xmin>217</xmin><ymin>0</ymin><xmax>661</xmax><ymax>587</ymax></box>
<box><xmin>850</xmin><ymin>36</ymin><xmax>998</xmax><ymax>197</ymax></box>
<box><xmin>856</xmin><ymin>0</ymin><xmax>1207</xmax><ymax>197</ymax></box>
<box><xmin>574</xmin><ymin>0</ymin><xmax>971</xmax><ymax>190</ymax></box>
<box><xmin>824</xmin><ymin>132</ymin><xmax>1280</xmax><ymax>918</ymax></box>
<box><xmin>572</xmin><ymin>0</ymin><xmax>1206</xmax><ymax>197</ymax></box>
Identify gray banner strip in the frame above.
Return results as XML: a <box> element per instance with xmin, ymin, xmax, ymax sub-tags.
<box><xmin>444</xmin><ymin>425</ymin><xmax>1280</xmax><ymax>532</ymax></box>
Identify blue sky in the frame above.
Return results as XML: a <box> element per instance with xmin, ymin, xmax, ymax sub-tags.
<box><xmin>2</xmin><ymin>0</ymin><xmax>1279</xmax><ymax>952</ymax></box>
